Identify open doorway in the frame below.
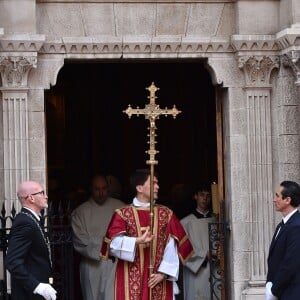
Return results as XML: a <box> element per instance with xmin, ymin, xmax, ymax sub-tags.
<box><xmin>46</xmin><ymin>59</ymin><xmax>217</xmax><ymax>218</ymax></box>
<box><xmin>45</xmin><ymin>60</ymin><xmax>219</xmax><ymax>300</ymax></box>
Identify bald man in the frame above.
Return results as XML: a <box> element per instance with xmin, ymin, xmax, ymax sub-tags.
<box><xmin>5</xmin><ymin>181</ymin><xmax>57</xmax><ymax>300</ymax></box>
<box><xmin>71</xmin><ymin>175</ymin><xmax>124</xmax><ymax>300</ymax></box>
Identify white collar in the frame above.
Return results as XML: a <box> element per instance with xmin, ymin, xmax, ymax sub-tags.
<box><xmin>283</xmin><ymin>208</ymin><xmax>298</xmax><ymax>224</ymax></box>
<box><xmin>133</xmin><ymin>197</ymin><xmax>150</xmax><ymax>207</ymax></box>
<box><xmin>196</xmin><ymin>208</ymin><xmax>210</xmax><ymax>216</ymax></box>
<box><xmin>23</xmin><ymin>206</ymin><xmax>40</xmax><ymax>221</ymax></box>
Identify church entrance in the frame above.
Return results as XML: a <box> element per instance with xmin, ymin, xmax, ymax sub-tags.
<box><xmin>45</xmin><ymin>59</ymin><xmax>223</xmax><ymax>299</ymax></box>
<box><xmin>46</xmin><ymin>60</ymin><xmax>218</xmax><ymax>212</ymax></box>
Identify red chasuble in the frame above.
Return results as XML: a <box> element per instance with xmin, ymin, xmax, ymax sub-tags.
<box><xmin>101</xmin><ymin>204</ymin><xmax>193</xmax><ymax>300</ymax></box>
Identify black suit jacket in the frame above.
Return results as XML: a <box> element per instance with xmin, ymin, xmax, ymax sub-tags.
<box><xmin>267</xmin><ymin>210</ymin><xmax>300</xmax><ymax>300</ymax></box>
<box><xmin>5</xmin><ymin>208</ymin><xmax>52</xmax><ymax>300</ymax></box>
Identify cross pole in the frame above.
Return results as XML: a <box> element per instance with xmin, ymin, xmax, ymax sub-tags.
<box><xmin>123</xmin><ymin>82</ymin><xmax>181</xmax><ymax>297</ymax></box>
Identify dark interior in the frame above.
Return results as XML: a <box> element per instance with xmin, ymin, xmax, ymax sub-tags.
<box><xmin>45</xmin><ymin>59</ymin><xmax>217</xmax><ymax>219</ymax></box>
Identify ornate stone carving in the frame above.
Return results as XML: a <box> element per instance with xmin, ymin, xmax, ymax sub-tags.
<box><xmin>38</xmin><ymin>36</ymin><xmax>279</xmax><ymax>57</ymax></box>
<box><xmin>281</xmin><ymin>50</ymin><xmax>300</xmax><ymax>86</ymax></box>
<box><xmin>39</xmin><ymin>37</ymin><xmax>234</xmax><ymax>57</ymax></box>
<box><xmin>0</xmin><ymin>55</ymin><xmax>37</xmax><ymax>88</ymax></box>
<box><xmin>231</xmin><ymin>35</ymin><xmax>279</xmax><ymax>52</ymax></box>
<box><xmin>238</xmin><ymin>55</ymin><xmax>279</xmax><ymax>87</ymax></box>
<box><xmin>276</xmin><ymin>24</ymin><xmax>300</xmax><ymax>52</ymax></box>
<box><xmin>0</xmin><ymin>34</ymin><xmax>45</xmax><ymax>52</ymax></box>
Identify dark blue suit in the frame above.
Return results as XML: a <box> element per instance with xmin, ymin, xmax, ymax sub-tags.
<box><xmin>5</xmin><ymin>208</ymin><xmax>52</xmax><ymax>300</ymax></box>
<box><xmin>267</xmin><ymin>210</ymin><xmax>300</xmax><ymax>299</ymax></box>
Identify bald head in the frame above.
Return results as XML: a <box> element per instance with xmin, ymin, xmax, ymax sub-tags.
<box><xmin>91</xmin><ymin>175</ymin><xmax>109</xmax><ymax>205</ymax></box>
<box><xmin>17</xmin><ymin>181</ymin><xmax>48</xmax><ymax>213</ymax></box>
<box><xmin>18</xmin><ymin>181</ymin><xmax>40</xmax><ymax>199</ymax></box>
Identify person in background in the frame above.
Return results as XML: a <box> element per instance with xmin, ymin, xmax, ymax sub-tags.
<box><xmin>5</xmin><ymin>181</ymin><xmax>57</xmax><ymax>300</ymax></box>
<box><xmin>71</xmin><ymin>174</ymin><xmax>124</xmax><ymax>300</ymax></box>
<box><xmin>106</xmin><ymin>174</ymin><xmax>123</xmax><ymax>199</ymax></box>
<box><xmin>266</xmin><ymin>180</ymin><xmax>300</xmax><ymax>300</ymax></box>
<box><xmin>180</xmin><ymin>184</ymin><xmax>216</xmax><ymax>300</ymax></box>
<box><xmin>101</xmin><ymin>168</ymin><xmax>194</xmax><ymax>300</ymax></box>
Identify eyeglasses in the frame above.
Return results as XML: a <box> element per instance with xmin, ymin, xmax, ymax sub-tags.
<box><xmin>26</xmin><ymin>190</ymin><xmax>45</xmax><ymax>199</ymax></box>
<box><xmin>31</xmin><ymin>190</ymin><xmax>45</xmax><ymax>196</ymax></box>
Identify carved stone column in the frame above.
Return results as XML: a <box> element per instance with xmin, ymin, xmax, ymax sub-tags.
<box><xmin>0</xmin><ymin>34</ymin><xmax>45</xmax><ymax>210</ymax></box>
<box><xmin>278</xmin><ymin>50</ymin><xmax>300</xmax><ymax>183</ymax></box>
<box><xmin>238</xmin><ymin>55</ymin><xmax>279</xmax><ymax>298</ymax></box>
<box><xmin>276</xmin><ymin>25</ymin><xmax>300</xmax><ymax>184</ymax></box>
<box><xmin>282</xmin><ymin>50</ymin><xmax>300</xmax><ymax>86</ymax></box>
<box><xmin>0</xmin><ymin>54</ymin><xmax>37</xmax><ymax>208</ymax></box>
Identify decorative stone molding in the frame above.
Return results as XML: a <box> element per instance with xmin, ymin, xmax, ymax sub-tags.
<box><xmin>238</xmin><ymin>55</ymin><xmax>279</xmax><ymax>87</ymax></box>
<box><xmin>38</xmin><ymin>36</ymin><xmax>234</xmax><ymax>58</ymax></box>
<box><xmin>0</xmin><ymin>34</ymin><xmax>45</xmax><ymax>88</ymax></box>
<box><xmin>231</xmin><ymin>35</ymin><xmax>279</xmax><ymax>53</ymax></box>
<box><xmin>276</xmin><ymin>24</ymin><xmax>300</xmax><ymax>54</ymax></box>
<box><xmin>0</xmin><ymin>34</ymin><xmax>45</xmax><ymax>52</ymax></box>
<box><xmin>281</xmin><ymin>50</ymin><xmax>300</xmax><ymax>86</ymax></box>
<box><xmin>40</xmin><ymin>35</ymin><xmax>279</xmax><ymax>56</ymax></box>
<box><xmin>276</xmin><ymin>25</ymin><xmax>300</xmax><ymax>86</ymax></box>
<box><xmin>0</xmin><ymin>55</ymin><xmax>37</xmax><ymax>88</ymax></box>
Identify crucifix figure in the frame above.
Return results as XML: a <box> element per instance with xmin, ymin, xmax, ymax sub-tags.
<box><xmin>123</xmin><ymin>82</ymin><xmax>181</xmax><ymax>296</ymax></box>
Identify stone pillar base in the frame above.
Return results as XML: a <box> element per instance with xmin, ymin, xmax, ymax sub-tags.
<box><xmin>241</xmin><ymin>281</ymin><xmax>265</xmax><ymax>300</ymax></box>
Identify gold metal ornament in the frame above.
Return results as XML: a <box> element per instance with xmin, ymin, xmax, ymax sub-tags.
<box><xmin>123</xmin><ymin>82</ymin><xmax>181</xmax><ymax>298</ymax></box>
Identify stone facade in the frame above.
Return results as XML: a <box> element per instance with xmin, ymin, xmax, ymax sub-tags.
<box><xmin>0</xmin><ymin>0</ymin><xmax>299</xmax><ymax>299</ymax></box>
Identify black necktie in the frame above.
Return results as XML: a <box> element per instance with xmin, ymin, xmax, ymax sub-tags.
<box><xmin>275</xmin><ymin>220</ymin><xmax>284</xmax><ymax>239</ymax></box>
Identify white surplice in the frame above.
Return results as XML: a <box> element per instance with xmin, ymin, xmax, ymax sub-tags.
<box><xmin>72</xmin><ymin>197</ymin><xmax>124</xmax><ymax>300</ymax></box>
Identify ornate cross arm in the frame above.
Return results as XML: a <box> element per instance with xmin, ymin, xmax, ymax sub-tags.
<box><xmin>123</xmin><ymin>82</ymin><xmax>181</xmax><ymax>165</ymax></box>
<box><xmin>123</xmin><ymin>104</ymin><xmax>180</xmax><ymax>119</ymax></box>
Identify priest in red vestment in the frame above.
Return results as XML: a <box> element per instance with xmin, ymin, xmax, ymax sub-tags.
<box><xmin>101</xmin><ymin>169</ymin><xmax>194</xmax><ymax>300</ymax></box>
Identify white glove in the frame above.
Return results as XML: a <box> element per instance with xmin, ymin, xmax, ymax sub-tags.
<box><xmin>265</xmin><ymin>282</ymin><xmax>278</xmax><ymax>300</ymax></box>
<box><xmin>34</xmin><ymin>283</ymin><xmax>57</xmax><ymax>300</ymax></box>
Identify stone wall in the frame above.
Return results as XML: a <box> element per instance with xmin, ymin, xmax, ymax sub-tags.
<box><xmin>1</xmin><ymin>1</ymin><xmax>300</xmax><ymax>299</ymax></box>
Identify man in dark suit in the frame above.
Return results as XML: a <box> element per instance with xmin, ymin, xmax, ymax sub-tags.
<box><xmin>5</xmin><ymin>181</ymin><xmax>57</xmax><ymax>300</ymax></box>
<box><xmin>266</xmin><ymin>180</ymin><xmax>300</xmax><ymax>300</ymax></box>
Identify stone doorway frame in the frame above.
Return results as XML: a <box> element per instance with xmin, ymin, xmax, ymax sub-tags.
<box><xmin>44</xmin><ymin>58</ymin><xmax>227</xmax><ymax>300</ymax></box>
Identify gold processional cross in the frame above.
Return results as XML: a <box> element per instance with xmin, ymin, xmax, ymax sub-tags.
<box><xmin>123</xmin><ymin>82</ymin><xmax>181</xmax><ymax>297</ymax></box>
<box><xmin>123</xmin><ymin>82</ymin><xmax>181</xmax><ymax>165</ymax></box>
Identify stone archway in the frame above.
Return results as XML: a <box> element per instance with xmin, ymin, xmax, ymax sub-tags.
<box><xmin>45</xmin><ymin>59</ymin><xmax>223</xmax><ymax>299</ymax></box>
<box><xmin>45</xmin><ymin>59</ymin><xmax>218</xmax><ymax>211</ymax></box>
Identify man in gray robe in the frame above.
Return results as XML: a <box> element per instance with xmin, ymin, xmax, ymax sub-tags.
<box><xmin>72</xmin><ymin>175</ymin><xmax>124</xmax><ymax>300</ymax></box>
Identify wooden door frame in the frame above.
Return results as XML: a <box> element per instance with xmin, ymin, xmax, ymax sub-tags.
<box><xmin>216</xmin><ymin>86</ymin><xmax>227</xmax><ymax>300</ymax></box>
